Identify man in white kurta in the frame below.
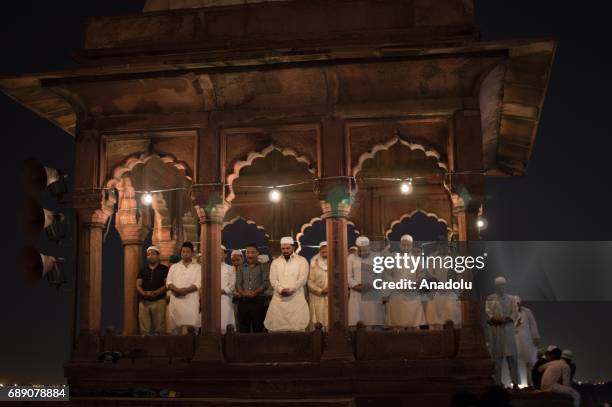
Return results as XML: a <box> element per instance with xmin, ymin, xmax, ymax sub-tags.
<box><xmin>485</xmin><ymin>276</ymin><xmax>519</xmax><ymax>388</ymax></box>
<box><xmin>308</xmin><ymin>241</ymin><xmax>329</xmax><ymax>329</ymax></box>
<box><xmin>514</xmin><ymin>296</ymin><xmax>540</xmax><ymax>387</ymax></box>
<box><xmin>424</xmin><ymin>239</ymin><xmax>461</xmax><ymax>328</ymax></box>
<box><xmin>386</xmin><ymin>234</ymin><xmax>427</xmax><ymax>329</ymax></box>
<box><xmin>166</xmin><ymin>242</ymin><xmax>201</xmax><ymax>334</ymax></box>
<box><xmin>347</xmin><ymin>236</ymin><xmax>384</xmax><ymax>328</ymax></box>
<box><xmin>220</xmin><ymin>247</ymin><xmax>237</xmax><ymax>333</ymax></box>
<box><xmin>264</xmin><ymin>237</ymin><xmax>310</xmax><ymax>332</ymax></box>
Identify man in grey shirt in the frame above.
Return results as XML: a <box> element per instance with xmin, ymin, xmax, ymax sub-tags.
<box><xmin>235</xmin><ymin>242</ymin><xmax>270</xmax><ymax>332</ymax></box>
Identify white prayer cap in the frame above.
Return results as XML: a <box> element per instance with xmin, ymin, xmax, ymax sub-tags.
<box><xmin>146</xmin><ymin>245</ymin><xmax>160</xmax><ymax>254</ymax></box>
<box><xmin>349</xmin><ymin>246</ymin><xmax>358</xmax><ymax>252</ymax></box>
<box><xmin>231</xmin><ymin>250</ymin><xmax>243</xmax><ymax>257</ymax></box>
<box><xmin>494</xmin><ymin>276</ymin><xmax>507</xmax><ymax>285</ymax></box>
<box><xmin>280</xmin><ymin>236</ymin><xmax>294</xmax><ymax>245</ymax></box>
<box><xmin>257</xmin><ymin>254</ymin><xmax>270</xmax><ymax>263</ymax></box>
<box><xmin>319</xmin><ymin>241</ymin><xmax>328</xmax><ymax>248</ymax></box>
<box><xmin>400</xmin><ymin>234</ymin><xmax>413</xmax><ymax>242</ymax></box>
<box><xmin>220</xmin><ymin>244</ymin><xmax>227</xmax><ymax>251</ymax></box>
<box><xmin>561</xmin><ymin>349</ymin><xmax>574</xmax><ymax>359</ymax></box>
<box><xmin>547</xmin><ymin>345</ymin><xmax>559</xmax><ymax>352</ymax></box>
<box><xmin>355</xmin><ymin>236</ymin><xmax>370</xmax><ymax>247</ymax></box>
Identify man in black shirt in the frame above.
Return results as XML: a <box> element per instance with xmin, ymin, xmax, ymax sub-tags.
<box><xmin>137</xmin><ymin>246</ymin><xmax>169</xmax><ymax>334</ymax></box>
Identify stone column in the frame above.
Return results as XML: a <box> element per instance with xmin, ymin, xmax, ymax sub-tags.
<box><xmin>116</xmin><ymin>178</ymin><xmax>151</xmax><ymax>335</ymax></box>
<box><xmin>452</xmin><ymin>190</ymin><xmax>490</xmax><ymax>359</ymax></box>
<box><xmin>317</xmin><ymin>178</ymin><xmax>355</xmax><ymax>361</ymax></box>
<box><xmin>192</xmin><ymin>184</ymin><xmax>228</xmax><ymax>362</ymax></box>
<box><xmin>151</xmin><ymin>192</ymin><xmax>179</xmax><ymax>266</ymax></box>
<box><xmin>72</xmin><ymin>188</ymin><xmax>114</xmax><ymax>360</ymax></box>
<box><xmin>116</xmin><ymin>224</ymin><xmax>150</xmax><ymax>335</ymax></box>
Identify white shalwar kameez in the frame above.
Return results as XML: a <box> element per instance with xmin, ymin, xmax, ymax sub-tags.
<box><xmin>166</xmin><ymin>260</ymin><xmax>201</xmax><ymax>332</ymax></box>
<box><xmin>264</xmin><ymin>253</ymin><xmax>310</xmax><ymax>332</ymax></box>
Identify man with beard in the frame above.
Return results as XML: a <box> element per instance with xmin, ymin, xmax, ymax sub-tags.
<box><xmin>136</xmin><ymin>246</ymin><xmax>168</xmax><ymax>335</ymax></box>
<box><xmin>235</xmin><ymin>243</ymin><xmax>269</xmax><ymax>332</ymax></box>
<box><xmin>264</xmin><ymin>237</ymin><xmax>310</xmax><ymax>332</ymax></box>
<box><xmin>386</xmin><ymin>234</ymin><xmax>427</xmax><ymax>329</ymax></box>
<box><xmin>308</xmin><ymin>241</ymin><xmax>329</xmax><ymax>329</ymax></box>
<box><xmin>485</xmin><ymin>276</ymin><xmax>519</xmax><ymax>388</ymax></box>
<box><xmin>166</xmin><ymin>242</ymin><xmax>201</xmax><ymax>334</ymax></box>
<box><xmin>347</xmin><ymin>236</ymin><xmax>384</xmax><ymax>329</ymax></box>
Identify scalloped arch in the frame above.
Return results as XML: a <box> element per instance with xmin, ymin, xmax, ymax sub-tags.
<box><xmin>222</xmin><ymin>216</ymin><xmax>270</xmax><ymax>238</ymax></box>
<box><xmin>226</xmin><ymin>144</ymin><xmax>316</xmax><ymax>202</ymax></box>
<box><xmin>385</xmin><ymin>209</ymin><xmax>452</xmax><ymax>240</ymax></box>
<box><xmin>105</xmin><ymin>152</ymin><xmax>193</xmax><ymax>189</ymax></box>
<box><xmin>353</xmin><ymin>136</ymin><xmax>448</xmax><ymax>177</ymax></box>
<box><xmin>295</xmin><ymin>216</ymin><xmax>360</xmax><ymax>254</ymax></box>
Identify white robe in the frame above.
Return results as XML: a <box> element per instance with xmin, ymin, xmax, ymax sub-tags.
<box><xmin>485</xmin><ymin>293</ymin><xmax>518</xmax><ymax>357</ymax></box>
<box><xmin>166</xmin><ymin>260</ymin><xmax>201</xmax><ymax>330</ymax></box>
<box><xmin>264</xmin><ymin>253</ymin><xmax>310</xmax><ymax>332</ymax></box>
<box><xmin>347</xmin><ymin>253</ymin><xmax>384</xmax><ymax>326</ymax></box>
<box><xmin>515</xmin><ymin>306</ymin><xmax>540</xmax><ymax>364</ymax></box>
<box><xmin>308</xmin><ymin>253</ymin><xmax>328</xmax><ymax>329</ymax></box>
<box><xmin>385</xmin><ymin>251</ymin><xmax>427</xmax><ymax>328</ymax></box>
<box><xmin>424</xmin><ymin>259</ymin><xmax>461</xmax><ymax>327</ymax></box>
<box><xmin>221</xmin><ymin>262</ymin><xmax>236</xmax><ymax>333</ymax></box>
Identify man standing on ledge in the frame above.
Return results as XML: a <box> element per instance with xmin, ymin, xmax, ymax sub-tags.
<box><xmin>308</xmin><ymin>241</ymin><xmax>329</xmax><ymax>330</ymax></box>
<box><xmin>264</xmin><ymin>236</ymin><xmax>310</xmax><ymax>332</ymax></box>
<box><xmin>136</xmin><ymin>245</ymin><xmax>168</xmax><ymax>335</ymax></box>
<box><xmin>485</xmin><ymin>276</ymin><xmax>519</xmax><ymax>388</ymax></box>
<box><xmin>235</xmin><ymin>243</ymin><xmax>269</xmax><ymax>333</ymax></box>
<box><xmin>166</xmin><ymin>241</ymin><xmax>201</xmax><ymax>334</ymax></box>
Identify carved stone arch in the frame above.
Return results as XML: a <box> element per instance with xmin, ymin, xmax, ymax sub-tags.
<box><xmin>105</xmin><ymin>152</ymin><xmax>193</xmax><ymax>190</ymax></box>
<box><xmin>352</xmin><ymin>135</ymin><xmax>449</xmax><ymax>177</ymax></box>
<box><xmin>226</xmin><ymin>144</ymin><xmax>317</xmax><ymax>203</ymax></box>
<box><xmin>295</xmin><ymin>216</ymin><xmax>361</xmax><ymax>255</ymax></box>
<box><xmin>223</xmin><ymin>216</ymin><xmax>271</xmax><ymax>239</ymax></box>
<box><xmin>385</xmin><ymin>209</ymin><xmax>452</xmax><ymax>241</ymax></box>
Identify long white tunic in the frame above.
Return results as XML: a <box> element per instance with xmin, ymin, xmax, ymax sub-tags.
<box><xmin>424</xmin><ymin>258</ymin><xmax>461</xmax><ymax>327</ymax></box>
<box><xmin>308</xmin><ymin>253</ymin><xmax>328</xmax><ymax>329</ymax></box>
<box><xmin>347</xmin><ymin>253</ymin><xmax>384</xmax><ymax>326</ymax></box>
<box><xmin>515</xmin><ymin>306</ymin><xmax>540</xmax><ymax>364</ymax></box>
<box><xmin>264</xmin><ymin>253</ymin><xmax>310</xmax><ymax>332</ymax></box>
<box><xmin>221</xmin><ymin>262</ymin><xmax>236</xmax><ymax>333</ymax></box>
<box><xmin>386</xmin><ymin>251</ymin><xmax>427</xmax><ymax>328</ymax></box>
<box><xmin>166</xmin><ymin>260</ymin><xmax>201</xmax><ymax>329</ymax></box>
<box><xmin>485</xmin><ymin>293</ymin><xmax>518</xmax><ymax>358</ymax></box>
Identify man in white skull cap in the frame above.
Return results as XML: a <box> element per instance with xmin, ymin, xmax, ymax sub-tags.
<box><xmin>220</xmin><ymin>246</ymin><xmax>236</xmax><ymax>333</ymax></box>
<box><xmin>308</xmin><ymin>241</ymin><xmax>329</xmax><ymax>329</ymax></box>
<box><xmin>424</xmin><ymin>237</ymin><xmax>462</xmax><ymax>329</ymax></box>
<box><xmin>264</xmin><ymin>237</ymin><xmax>310</xmax><ymax>331</ymax></box>
<box><xmin>485</xmin><ymin>276</ymin><xmax>519</xmax><ymax>388</ymax></box>
<box><xmin>347</xmin><ymin>236</ymin><xmax>384</xmax><ymax>328</ymax></box>
<box><xmin>514</xmin><ymin>296</ymin><xmax>540</xmax><ymax>387</ymax></box>
<box><xmin>386</xmin><ymin>234</ymin><xmax>427</xmax><ymax>329</ymax></box>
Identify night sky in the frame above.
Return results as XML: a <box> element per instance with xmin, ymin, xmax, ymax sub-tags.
<box><xmin>1</xmin><ymin>0</ymin><xmax>611</xmax><ymax>384</ymax></box>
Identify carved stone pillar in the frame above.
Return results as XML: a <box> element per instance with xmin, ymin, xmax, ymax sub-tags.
<box><xmin>316</xmin><ymin>178</ymin><xmax>355</xmax><ymax>361</ymax></box>
<box><xmin>72</xmin><ymin>188</ymin><xmax>114</xmax><ymax>360</ymax></box>
<box><xmin>116</xmin><ymin>178</ymin><xmax>151</xmax><ymax>335</ymax></box>
<box><xmin>451</xmin><ymin>189</ymin><xmax>490</xmax><ymax>359</ymax></box>
<box><xmin>151</xmin><ymin>192</ymin><xmax>179</xmax><ymax>266</ymax></box>
<box><xmin>192</xmin><ymin>184</ymin><xmax>228</xmax><ymax>362</ymax></box>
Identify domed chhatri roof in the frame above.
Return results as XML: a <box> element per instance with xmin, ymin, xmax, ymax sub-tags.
<box><xmin>144</xmin><ymin>0</ymin><xmax>288</xmax><ymax>11</ymax></box>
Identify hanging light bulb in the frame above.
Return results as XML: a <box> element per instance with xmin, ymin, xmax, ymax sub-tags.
<box><xmin>476</xmin><ymin>217</ymin><xmax>488</xmax><ymax>230</ymax></box>
<box><xmin>400</xmin><ymin>178</ymin><xmax>413</xmax><ymax>194</ymax></box>
<box><xmin>269</xmin><ymin>188</ymin><xmax>281</xmax><ymax>203</ymax></box>
<box><xmin>141</xmin><ymin>192</ymin><xmax>153</xmax><ymax>205</ymax></box>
